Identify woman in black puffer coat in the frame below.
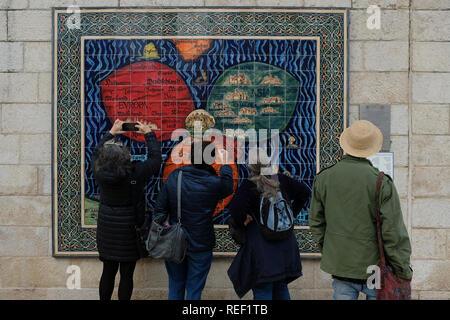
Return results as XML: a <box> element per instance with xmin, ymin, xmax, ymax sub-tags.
<box><xmin>92</xmin><ymin>119</ymin><xmax>161</xmax><ymax>300</ymax></box>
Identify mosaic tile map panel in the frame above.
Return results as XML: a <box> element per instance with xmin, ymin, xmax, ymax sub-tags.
<box><xmin>53</xmin><ymin>8</ymin><xmax>348</xmax><ymax>257</ymax></box>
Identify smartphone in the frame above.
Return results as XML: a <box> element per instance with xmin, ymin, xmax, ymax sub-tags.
<box><xmin>122</xmin><ymin>122</ymin><xmax>138</xmax><ymax>131</ymax></box>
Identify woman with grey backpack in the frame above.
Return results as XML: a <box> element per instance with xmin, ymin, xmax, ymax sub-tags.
<box><xmin>227</xmin><ymin>159</ymin><xmax>310</xmax><ymax>300</ymax></box>
<box><xmin>152</xmin><ymin>140</ymin><xmax>234</xmax><ymax>300</ymax></box>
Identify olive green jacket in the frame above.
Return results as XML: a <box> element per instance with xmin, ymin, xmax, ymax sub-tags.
<box><xmin>309</xmin><ymin>155</ymin><xmax>413</xmax><ymax>280</ymax></box>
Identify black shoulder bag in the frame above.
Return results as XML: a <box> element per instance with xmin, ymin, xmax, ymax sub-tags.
<box><xmin>146</xmin><ymin>170</ymin><xmax>187</xmax><ymax>264</ymax></box>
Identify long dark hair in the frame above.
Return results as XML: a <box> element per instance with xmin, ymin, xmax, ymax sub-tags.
<box><xmin>92</xmin><ymin>143</ymin><xmax>132</xmax><ymax>178</ymax></box>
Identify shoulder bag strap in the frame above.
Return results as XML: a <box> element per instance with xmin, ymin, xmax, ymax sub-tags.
<box><xmin>375</xmin><ymin>171</ymin><xmax>387</xmax><ymax>268</ymax></box>
<box><xmin>177</xmin><ymin>170</ymin><xmax>183</xmax><ymax>223</ymax></box>
<box><xmin>128</xmin><ymin>169</ymin><xmax>138</xmax><ymax>223</ymax></box>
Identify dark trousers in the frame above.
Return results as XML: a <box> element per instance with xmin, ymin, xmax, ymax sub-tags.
<box><xmin>165</xmin><ymin>250</ymin><xmax>213</xmax><ymax>300</ymax></box>
<box><xmin>252</xmin><ymin>281</ymin><xmax>291</xmax><ymax>300</ymax></box>
<box><xmin>99</xmin><ymin>260</ymin><xmax>137</xmax><ymax>301</ymax></box>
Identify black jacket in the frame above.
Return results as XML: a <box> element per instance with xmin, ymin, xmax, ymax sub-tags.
<box><xmin>154</xmin><ymin>165</ymin><xmax>234</xmax><ymax>253</ymax></box>
<box><xmin>94</xmin><ymin>132</ymin><xmax>161</xmax><ymax>262</ymax></box>
<box><xmin>227</xmin><ymin>174</ymin><xmax>310</xmax><ymax>298</ymax></box>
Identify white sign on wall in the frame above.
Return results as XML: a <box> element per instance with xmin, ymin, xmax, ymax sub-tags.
<box><xmin>368</xmin><ymin>152</ymin><xmax>394</xmax><ymax>179</ymax></box>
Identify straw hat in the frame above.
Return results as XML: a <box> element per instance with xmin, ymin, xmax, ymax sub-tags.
<box><xmin>339</xmin><ymin>120</ymin><xmax>383</xmax><ymax>158</ymax></box>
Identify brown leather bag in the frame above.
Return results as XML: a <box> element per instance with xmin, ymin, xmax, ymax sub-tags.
<box><xmin>375</xmin><ymin>172</ymin><xmax>411</xmax><ymax>300</ymax></box>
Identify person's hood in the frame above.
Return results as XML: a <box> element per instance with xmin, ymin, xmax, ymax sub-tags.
<box><xmin>95</xmin><ymin>170</ymin><xmax>127</xmax><ymax>185</ymax></box>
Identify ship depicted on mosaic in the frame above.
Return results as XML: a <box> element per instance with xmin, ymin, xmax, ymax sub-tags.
<box><xmin>53</xmin><ymin>8</ymin><xmax>348</xmax><ymax>257</ymax></box>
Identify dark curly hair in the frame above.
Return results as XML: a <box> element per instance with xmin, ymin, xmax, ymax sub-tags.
<box><xmin>92</xmin><ymin>143</ymin><xmax>132</xmax><ymax>178</ymax></box>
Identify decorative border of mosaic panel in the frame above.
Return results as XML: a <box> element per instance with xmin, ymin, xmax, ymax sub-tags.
<box><xmin>52</xmin><ymin>7</ymin><xmax>348</xmax><ymax>257</ymax></box>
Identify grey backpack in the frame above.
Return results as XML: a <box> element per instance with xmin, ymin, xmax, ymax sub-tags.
<box><xmin>146</xmin><ymin>170</ymin><xmax>187</xmax><ymax>264</ymax></box>
<box><xmin>256</xmin><ymin>175</ymin><xmax>295</xmax><ymax>241</ymax></box>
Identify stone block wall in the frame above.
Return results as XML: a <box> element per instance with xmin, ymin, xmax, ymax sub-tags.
<box><xmin>0</xmin><ymin>0</ymin><xmax>448</xmax><ymax>300</ymax></box>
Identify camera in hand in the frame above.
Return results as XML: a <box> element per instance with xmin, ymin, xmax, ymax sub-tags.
<box><xmin>122</xmin><ymin>122</ymin><xmax>138</xmax><ymax>131</ymax></box>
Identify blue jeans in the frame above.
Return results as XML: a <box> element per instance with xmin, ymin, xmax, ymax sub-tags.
<box><xmin>165</xmin><ymin>250</ymin><xmax>213</xmax><ymax>300</ymax></box>
<box><xmin>332</xmin><ymin>278</ymin><xmax>376</xmax><ymax>300</ymax></box>
<box><xmin>252</xmin><ymin>281</ymin><xmax>291</xmax><ymax>300</ymax></box>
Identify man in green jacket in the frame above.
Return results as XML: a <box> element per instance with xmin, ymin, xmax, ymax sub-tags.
<box><xmin>309</xmin><ymin>120</ymin><xmax>412</xmax><ymax>300</ymax></box>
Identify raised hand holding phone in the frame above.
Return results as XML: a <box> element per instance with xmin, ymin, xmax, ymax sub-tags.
<box><xmin>109</xmin><ymin>119</ymin><xmax>125</xmax><ymax>135</ymax></box>
<box><xmin>136</xmin><ymin>121</ymin><xmax>153</xmax><ymax>134</ymax></box>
